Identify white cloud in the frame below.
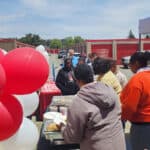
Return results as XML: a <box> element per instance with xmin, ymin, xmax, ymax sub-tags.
<box><xmin>1</xmin><ymin>0</ymin><xmax>150</xmax><ymax>39</ymax></box>
<box><xmin>0</xmin><ymin>13</ymin><xmax>26</xmax><ymax>22</ymax></box>
<box><xmin>20</xmin><ymin>0</ymin><xmax>86</xmax><ymax>19</ymax></box>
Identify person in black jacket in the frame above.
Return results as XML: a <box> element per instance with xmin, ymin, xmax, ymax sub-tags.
<box><xmin>56</xmin><ymin>58</ymin><xmax>79</xmax><ymax>95</ymax></box>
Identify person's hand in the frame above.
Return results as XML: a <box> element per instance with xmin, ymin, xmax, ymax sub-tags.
<box><xmin>56</xmin><ymin>122</ymin><xmax>66</xmax><ymax>130</ymax></box>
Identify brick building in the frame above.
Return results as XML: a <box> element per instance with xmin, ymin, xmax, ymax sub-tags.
<box><xmin>0</xmin><ymin>38</ymin><xmax>59</xmax><ymax>55</ymax></box>
<box><xmin>0</xmin><ymin>38</ymin><xmax>35</xmax><ymax>52</ymax></box>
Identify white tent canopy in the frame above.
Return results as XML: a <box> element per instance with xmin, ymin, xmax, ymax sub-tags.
<box><xmin>139</xmin><ymin>17</ymin><xmax>150</xmax><ymax>34</ymax></box>
<box><xmin>138</xmin><ymin>17</ymin><xmax>150</xmax><ymax>51</ymax></box>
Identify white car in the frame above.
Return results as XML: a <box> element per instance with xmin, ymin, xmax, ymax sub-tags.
<box><xmin>73</xmin><ymin>52</ymin><xmax>81</xmax><ymax>57</ymax></box>
<box><xmin>121</xmin><ymin>56</ymin><xmax>131</xmax><ymax>68</ymax></box>
<box><xmin>58</xmin><ymin>50</ymin><xmax>67</xmax><ymax>59</ymax></box>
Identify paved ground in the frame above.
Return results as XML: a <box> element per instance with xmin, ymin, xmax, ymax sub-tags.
<box><xmin>119</xmin><ymin>67</ymin><xmax>133</xmax><ymax>150</ymax></box>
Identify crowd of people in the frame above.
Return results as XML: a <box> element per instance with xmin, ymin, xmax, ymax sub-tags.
<box><xmin>55</xmin><ymin>49</ymin><xmax>150</xmax><ymax>150</ymax></box>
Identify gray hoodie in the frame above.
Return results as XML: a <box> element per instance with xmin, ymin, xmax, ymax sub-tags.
<box><xmin>61</xmin><ymin>82</ymin><xmax>126</xmax><ymax>150</ymax></box>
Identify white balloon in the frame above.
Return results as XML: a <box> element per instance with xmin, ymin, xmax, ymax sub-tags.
<box><xmin>0</xmin><ymin>118</ymin><xmax>39</xmax><ymax>150</ymax></box>
<box><xmin>36</xmin><ymin>45</ymin><xmax>46</xmax><ymax>53</ymax></box>
<box><xmin>1</xmin><ymin>49</ymin><xmax>7</xmax><ymax>55</ymax></box>
<box><xmin>14</xmin><ymin>92</ymin><xmax>39</xmax><ymax>117</ymax></box>
<box><xmin>36</xmin><ymin>45</ymin><xmax>50</xmax><ymax>65</ymax></box>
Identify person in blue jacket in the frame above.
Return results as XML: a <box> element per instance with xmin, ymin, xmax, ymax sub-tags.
<box><xmin>68</xmin><ymin>49</ymin><xmax>79</xmax><ymax>67</ymax></box>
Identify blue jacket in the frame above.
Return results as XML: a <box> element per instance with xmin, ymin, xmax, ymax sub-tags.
<box><xmin>72</xmin><ymin>56</ymin><xmax>79</xmax><ymax>67</ymax></box>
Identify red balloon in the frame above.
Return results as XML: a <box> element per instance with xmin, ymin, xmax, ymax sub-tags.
<box><xmin>1</xmin><ymin>47</ymin><xmax>49</xmax><ymax>94</ymax></box>
<box><xmin>0</xmin><ymin>94</ymin><xmax>23</xmax><ymax>140</ymax></box>
<box><xmin>0</xmin><ymin>49</ymin><xmax>5</xmax><ymax>63</ymax></box>
<box><xmin>0</xmin><ymin>64</ymin><xmax>6</xmax><ymax>90</ymax></box>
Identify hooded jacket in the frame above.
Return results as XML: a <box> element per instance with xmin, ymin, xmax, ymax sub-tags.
<box><xmin>61</xmin><ymin>82</ymin><xmax>126</xmax><ymax>150</ymax></box>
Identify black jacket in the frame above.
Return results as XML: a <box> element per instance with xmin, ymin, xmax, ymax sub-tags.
<box><xmin>56</xmin><ymin>68</ymin><xmax>79</xmax><ymax>95</ymax></box>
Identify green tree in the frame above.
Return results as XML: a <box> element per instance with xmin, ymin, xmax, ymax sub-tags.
<box><xmin>18</xmin><ymin>33</ymin><xmax>44</xmax><ymax>46</ymax></box>
<box><xmin>50</xmin><ymin>39</ymin><xmax>62</xmax><ymax>49</ymax></box>
<box><xmin>18</xmin><ymin>33</ymin><xmax>85</xmax><ymax>50</ymax></box>
<box><xmin>62</xmin><ymin>37</ymin><xmax>75</xmax><ymax>49</ymax></box>
<box><xmin>145</xmin><ymin>34</ymin><xmax>150</xmax><ymax>38</ymax></box>
<box><xmin>128</xmin><ymin>30</ymin><xmax>136</xmax><ymax>38</ymax></box>
<box><xmin>74</xmin><ymin>36</ymin><xmax>84</xmax><ymax>43</ymax></box>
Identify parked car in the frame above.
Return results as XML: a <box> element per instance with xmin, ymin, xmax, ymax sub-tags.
<box><xmin>121</xmin><ymin>56</ymin><xmax>131</xmax><ymax>68</ymax></box>
<box><xmin>73</xmin><ymin>52</ymin><xmax>81</xmax><ymax>57</ymax></box>
<box><xmin>58</xmin><ymin>50</ymin><xmax>67</xmax><ymax>59</ymax></box>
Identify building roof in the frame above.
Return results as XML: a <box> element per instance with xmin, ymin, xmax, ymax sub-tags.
<box><xmin>85</xmin><ymin>38</ymin><xmax>150</xmax><ymax>43</ymax></box>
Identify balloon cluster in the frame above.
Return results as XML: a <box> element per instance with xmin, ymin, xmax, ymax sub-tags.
<box><xmin>0</xmin><ymin>47</ymin><xmax>49</xmax><ymax>149</ymax></box>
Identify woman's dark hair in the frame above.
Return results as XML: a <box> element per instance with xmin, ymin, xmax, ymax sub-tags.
<box><xmin>64</xmin><ymin>58</ymin><xmax>71</xmax><ymax>64</ymax></box>
<box><xmin>130</xmin><ymin>51</ymin><xmax>150</xmax><ymax>67</ymax></box>
<box><xmin>63</xmin><ymin>58</ymin><xmax>72</xmax><ymax>67</ymax></box>
<box><xmin>78</xmin><ymin>56</ymin><xmax>86</xmax><ymax>64</ymax></box>
<box><xmin>92</xmin><ymin>57</ymin><xmax>111</xmax><ymax>75</ymax></box>
<box><xmin>74</xmin><ymin>64</ymin><xmax>94</xmax><ymax>83</ymax></box>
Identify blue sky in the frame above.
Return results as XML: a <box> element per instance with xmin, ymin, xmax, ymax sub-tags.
<box><xmin>0</xmin><ymin>0</ymin><xmax>150</xmax><ymax>39</ymax></box>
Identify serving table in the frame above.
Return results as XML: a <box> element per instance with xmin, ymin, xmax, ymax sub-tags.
<box><xmin>37</xmin><ymin>95</ymin><xmax>80</xmax><ymax>150</ymax></box>
<box><xmin>38</xmin><ymin>80</ymin><xmax>61</xmax><ymax>121</ymax></box>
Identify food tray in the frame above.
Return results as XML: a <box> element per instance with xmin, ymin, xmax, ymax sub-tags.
<box><xmin>43</xmin><ymin>119</ymin><xmax>57</xmax><ymax>132</ymax></box>
<box><xmin>43</xmin><ymin>120</ymin><xmax>63</xmax><ymax>141</ymax></box>
<box><xmin>44</xmin><ymin>131</ymin><xmax>63</xmax><ymax>141</ymax></box>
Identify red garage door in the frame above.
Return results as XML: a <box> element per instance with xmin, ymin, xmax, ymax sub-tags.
<box><xmin>143</xmin><ymin>43</ymin><xmax>150</xmax><ymax>50</ymax></box>
<box><xmin>91</xmin><ymin>44</ymin><xmax>112</xmax><ymax>58</ymax></box>
<box><xmin>117</xmin><ymin>43</ymin><xmax>138</xmax><ymax>64</ymax></box>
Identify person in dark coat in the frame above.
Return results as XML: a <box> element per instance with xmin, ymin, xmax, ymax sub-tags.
<box><xmin>56</xmin><ymin>58</ymin><xmax>79</xmax><ymax>95</ymax></box>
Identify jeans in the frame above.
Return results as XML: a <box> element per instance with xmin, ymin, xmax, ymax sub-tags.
<box><xmin>130</xmin><ymin>123</ymin><xmax>150</xmax><ymax>150</ymax></box>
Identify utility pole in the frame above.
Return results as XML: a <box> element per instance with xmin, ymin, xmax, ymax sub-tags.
<box><xmin>138</xmin><ymin>33</ymin><xmax>142</xmax><ymax>51</ymax></box>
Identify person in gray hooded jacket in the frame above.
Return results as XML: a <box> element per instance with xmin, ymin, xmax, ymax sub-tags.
<box><xmin>60</xmin><ymin>64</ymin><xmax>126</xmax><ymax>150</ymax></box>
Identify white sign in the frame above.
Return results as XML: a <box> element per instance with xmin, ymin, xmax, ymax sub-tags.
<box><xmin>139</xmin><ymin>17</ymin><xmax>150</xmax><ymax>34</ymax></box>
